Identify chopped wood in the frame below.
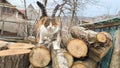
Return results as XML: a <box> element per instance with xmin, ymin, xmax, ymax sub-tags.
<box><xmin>61</xmin><ymin>34</ymin><xmax>88</xmax><ymax>58</ymax></box>
<box><xmin>110</xmin><ymin>29</ymin><xmax>120</xmax><ymax>68</ymax></box>
<box><xmin>0</xmin><ymin>49</ymin><xmax>31</xmax><ymax>56</ymax></box>
<box><xmin>70</xmin><ymin>26</ymin><xmax>111</xmax><ymax>46</ymax></box>
<box><xmin>7</xmin><ymin>43</ymin><xmax>35</xmax><ymax>49</ymax></box>
<box><xmin>29</xmin><ymin>46</ymin><xmax>51</xmax><ymax>68</ymax></box>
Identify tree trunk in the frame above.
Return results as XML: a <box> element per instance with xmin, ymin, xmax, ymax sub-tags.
<box><xmin>110</xmin><ymin>29</ymin><xmax>120</xmax><ymax>68</ymax></box>
<box><xmin>29</xmin><ymin>46</ymin><xmax>51</xmax><ymax>68</ymax></box>
<box><xmin>70</xmin><ymin>26</ymin><xmax>111</xmax><ymax>46</ymax></box>
<box><xmin>0</xmin><ymin>49</ymin><xmax>30</xmax><ymax>68</ymax></box>
<box><xmin>61</xmin><ymin>34</ymin><xmax>88</xmax><ymax>58</ymax></box>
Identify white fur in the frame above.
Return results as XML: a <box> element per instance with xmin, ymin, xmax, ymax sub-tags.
<box><xmin>38</xmin><ymin>23</ymin><xmax>59</xmax><ymax>44</ymax></box>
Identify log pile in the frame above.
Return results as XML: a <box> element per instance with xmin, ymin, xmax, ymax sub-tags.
<box><xmin>0</xmin><ymin>26</ymin><xmax>112</xmax><ymax>68</ymax></box>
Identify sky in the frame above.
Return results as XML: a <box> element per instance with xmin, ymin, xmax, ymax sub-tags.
<box><xmin>8</xmin><ymin>0</ymin><xmax>120</xmax><ymax>17</ymax></box>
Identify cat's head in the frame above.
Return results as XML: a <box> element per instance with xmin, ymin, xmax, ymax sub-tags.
<box><xmin>41</xmin><ymin>17</ymin><xmax>59</xmax><ymax>31</ymax></box>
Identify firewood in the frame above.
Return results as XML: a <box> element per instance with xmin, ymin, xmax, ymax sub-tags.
<box><xmin>61</xmin><ymin>34</ymin><xmax>88</xmax><ymax>58</ymax></box>
<box><xmin>7</xmin><ymin>43</ymin><xmax>35</xmax><ymax>49</ymax></box>
<box><xmin>110</xmin><ymin>30</ymin><xmax>120</xmax><ymax>68</ymax></box>
<box><xmin>29</xmin><ymin>46</ymin><xmax>51</xmax><ymax>68</ymax></box>
<box><xmin>0</xmin><ymin>49</ymin><xmax>30</xmax><ymax>68</ymax></box>
<box><xmin>70</xmin><ymin>26</ymin><xmax>112</xmax><ymax>46</ymax></box>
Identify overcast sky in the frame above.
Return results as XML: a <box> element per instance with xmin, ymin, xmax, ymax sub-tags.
<box><xmin>8</xmin><ymin>0</ymin><xmax>120</xmax><ymax>17</ymax></box>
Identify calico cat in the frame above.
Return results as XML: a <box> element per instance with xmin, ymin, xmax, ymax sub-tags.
<box><xmin>35</xmin><ymin>1</ymin><xmax>60</xmax><ymax>44</ymax></box>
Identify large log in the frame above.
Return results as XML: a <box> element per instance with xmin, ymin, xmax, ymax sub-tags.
<box><xmin>61</xmin><ymin>34</ymin><xmax>88</xmax><ymax>58</ymax></box>
<box><xmin>70</xmin><ymin>26</ymin><xmax>112</xmax><ymax>46</ymax></box>
<box><xmin>29</xmin><ymin>46</ymin><xmax>51</xmax><ymax>68</ymax></box>
<box><xmin>110</xmin><ymin>29</ymin><xmax>120</xmax><ymax>68</ymax></box>
<box><xmin>0</xmin><ymin>49</ymin><xmax>30</xmax><ymax>68</ymax></box>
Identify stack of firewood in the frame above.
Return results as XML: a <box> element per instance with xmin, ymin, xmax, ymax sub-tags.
<box><xmin>0</xmin><ymin>26</ymin><xmax>112</xmax><ymax>68</ymax></box>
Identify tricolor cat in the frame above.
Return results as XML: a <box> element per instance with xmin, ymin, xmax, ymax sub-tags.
<box><xmin>35</xmin><ymin>1</ymin><xmax>60</xmax><ymax>44</ymax></box>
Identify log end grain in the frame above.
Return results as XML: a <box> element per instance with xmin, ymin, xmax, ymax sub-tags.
<box><xmin>29</xmin><ymin>46</ymin><xmax>51</xmax><ymax>67</ymax></box>
<box><xmin>97</xmin><ymin>32</ymin><xmax>107</xmax><ymax>43</ymax></box>
<box><xmin>67</xmin><ymin>39</ymin><xmax>88</xmax><ymax>58</ymax></box>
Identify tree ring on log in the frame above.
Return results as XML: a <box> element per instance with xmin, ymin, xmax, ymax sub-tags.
<box><xmin>67</xmin><ymin>39</ymin><xmax>88</xmax><ymax>58</ymax></box>
<box><xmin>97</xmin><ymin>32</ymin><xmax>107</xmax><ymax>43</ymax></box>
<box><xmin>29</xmin><ymin>46</ymin><xmax>51</xmax><ymax>67</ymax></box>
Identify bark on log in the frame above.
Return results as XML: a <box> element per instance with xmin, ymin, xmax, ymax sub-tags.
<box><xmin>70</xmin><ymin>26</ymin><xmax>112</xmax><ymax>46</ymax></box>
<box><xmin>0</xmin><ymin>49</ymin><xmax>30</xmax><ymax>68</ymax></box>
<box><xmin>89</xmin><ymin>41</ymin><xmax>112</xmax><ymax>62</ymax></box>
<box><xmin>7</xmin><ymin>43</ymin><xmax>35</xmax><ymax>49</ymax></box>
<box><xmin>110</xmin><ymin>29</ymin><xmax>120</xmax><ymax>68</ymax></box>
<box><xmin>61</xmin><ymin>34</ymin><xmax>88</xmax><ymax>58</ymax></box>
<box><xmin>51</xmin><ymin>45</ymin><xmax>69</xmax><ymax>68</ymax></box>
<box><xmin>29</xmin><ymin>46</ymin><xmax>51</xmax><ymax>68</ymax></box>
<box><xmin>63</xmin><ymin>51</ymin><xmax>73</xmax><ymax>67</ymax></box>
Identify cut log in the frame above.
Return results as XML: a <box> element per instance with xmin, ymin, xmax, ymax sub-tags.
<box><xmin>97</xmin><ymin>32</ymin><xmax>112</xmax><ymax>45</ymax></box>
<box><xmin>7</xmin><ymin>43</ymin><xmax>35</xmax><ymax>49</ymax></box>
<box><xmin>89</xmin><ymin>41</ymin><xmax>112</xmax><ymax>62</ymax></box>
<box><xmin>110</xmin><ymin>29</ymin><xmax>120</xmax><ymax>68</ymax></box>
<box><xmin>71</xmin><ymin>61</ymin><xmax>87</xmax><ymax>68</ymax></box>
<box><xmin>70</xmin><ymin>26</ymin><xmax>112</xmax><ymax>45</ymax></box>
<box><xmin>61</xmin><ymin>34</ymin><xmax>88</xmax><ymax>58</ymax></box>
<box><xmin>0</xmin><ymin>49</ymin><xmax>30</xmax><ymax>68</ymax></box>
<box><xmin>29</xmin><ymin>46</ymin><xmax>51</xmax><ymax>68</ymax></box>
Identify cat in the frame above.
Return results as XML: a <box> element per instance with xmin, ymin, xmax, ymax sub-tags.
<box><xmin>35</xmin><ymin>1</ymin><xmax>60</xmax><ymax>44</ymax></box>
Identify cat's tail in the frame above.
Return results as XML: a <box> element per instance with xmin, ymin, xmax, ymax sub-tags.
<box><xmin>36</xmin><ymin>1</ymin><xmax>47</xmax><ymax>18</ymax></box>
